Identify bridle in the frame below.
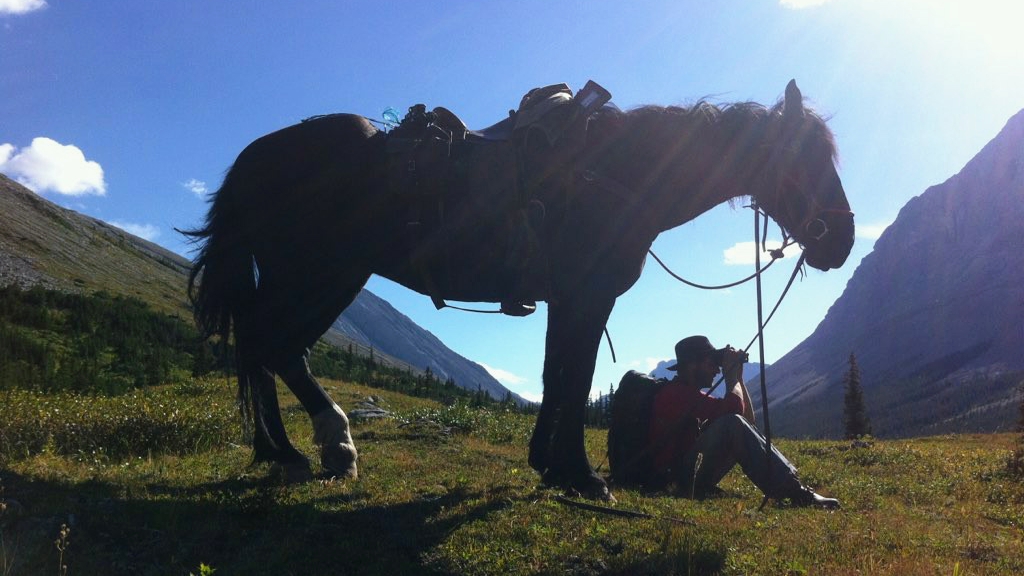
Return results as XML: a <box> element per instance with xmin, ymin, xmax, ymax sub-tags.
<box><xmin>760</xmin><ymin>139</ymin><xmax>854</xmax><ymax>250</ymax></box>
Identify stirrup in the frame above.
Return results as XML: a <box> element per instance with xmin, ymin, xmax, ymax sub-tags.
<box><xmin>500</xmin><ymin>300</ymin><xmax>537</xmax><ymax>317</ymax></box>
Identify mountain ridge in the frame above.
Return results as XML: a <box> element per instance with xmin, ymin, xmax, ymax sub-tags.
<box><xmin>0</xmin><ymin>174</ymin><xmax>516</xmax><ymax>401</ymax></box>
<box><xmin>749</xmin><ymin>109</ymin><xmax>1024</xmax><ymax>438</ymax></box>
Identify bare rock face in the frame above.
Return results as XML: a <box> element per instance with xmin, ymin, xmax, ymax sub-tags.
<box><xmin>751</xmin><ymin>110</ymin><xmax>1024</xmax><ymax>438</ymax></box>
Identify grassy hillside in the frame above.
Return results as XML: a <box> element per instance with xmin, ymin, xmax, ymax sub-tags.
<box><xmin>0</xmin><ymin>175</ymin><xmax>192</xmax><ymax>317</ymax></box>
<box><xmin>0</xmin><ymin>174</ymin><xmax>450</xmax><ymax>380</ymax></box>
<box><xmin>2</xmin><ymin>375</ymin><xmax>1022</xmax><ymax>575</ymax></box>
<box><xmin>0</xmin><ymin>285</ymin><xmax>221</xmax><ymax>394</ymax></box>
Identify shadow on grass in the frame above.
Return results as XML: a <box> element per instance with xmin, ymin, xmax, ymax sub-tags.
<box><xmin>0</xmin><ymin>468</ymin><xmax>519</xmax><ymax>576</ymax></box>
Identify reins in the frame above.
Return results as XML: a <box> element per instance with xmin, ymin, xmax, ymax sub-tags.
<box><xmin>753</xmin><ymin>200</ymin><xmax>777</xmax><ymax>511</ymax></box>
<box><xmin>596</xmin><ymin>254</ymin><xmax>805</xmax><ymax>469</ymax></box>
<box><xmin>647</xmin><ymin>249</ymin><xmax>780</xmax><ymax>291</ymax></box>
<box><xmin>597</xmin><ymin>201</ymin><xmax>807</xmax><ymax>504</ymax></box>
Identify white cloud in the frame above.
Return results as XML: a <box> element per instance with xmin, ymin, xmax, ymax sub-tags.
<box><xmin>0</xmin><ymin>137</ymin><xmax>106</xmax><ymax>196</ymax></box>
<box><xmin>627</xmin><ymin>357</ymin><xmax>664</xmax><ymax>372</ymax></box>
<box><xmin>109</xmin><ymin>221</ymin><xmax>160</xmax><ymax>242</ymax></box>
<box><xmin>479</xmin><ymin>362</ymin><xmax>528</xmax><ymax>386</ymax></box>
<box><xmin>723</xmin><ymin>240</ymin><xmax>801</xmax><ymax>266</ymax></box>
<box><xmin>780</xmin><ymin>0</ymin><xmax>832</xmax><ymax>9</ymax></box>
<box><xmin>857</xmin><ymin>221</ymin><xmax>892</xmax><ymax>241</ymax></box>
<box><xmin>0</xmin><ymin>0</ymin><xmax>46</xmax><ymax>15</ymax></box>
<box><xmin>182</xmin><ymin>178</ymin><xmax>208</xmax><ymax>196</ymax></box>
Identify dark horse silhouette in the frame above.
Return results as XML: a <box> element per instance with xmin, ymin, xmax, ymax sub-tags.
<box><xmin>185</xmin><ymin>80</ymin><xmax>853</xmax><ymax>500</ymax></box>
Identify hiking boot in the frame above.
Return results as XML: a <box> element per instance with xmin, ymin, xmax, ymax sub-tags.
<box><xmin>789</xmin><ymin>486</ymin><xmax>840</xmax><ymax>510</ymax></box>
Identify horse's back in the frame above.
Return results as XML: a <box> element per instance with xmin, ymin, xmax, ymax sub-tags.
<box><xmin>233</xmin><ymin>114</ymin><xmax>382</xmax><ymax>180</ymax></box>
<box><xmin>217</xmin><ymin>114</ymin><xmax>388</xmax><ymax>268</ymax></box>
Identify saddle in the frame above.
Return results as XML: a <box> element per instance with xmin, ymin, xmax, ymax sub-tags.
<box><xmin>385</xmin><ymin>81</ymin><xmax>611</xmax><ymax>316</ymax></box>
<box><xmin>432</xmin><ymin>83</ymin><xmax>576</xmax><ymax>143</ymax></box>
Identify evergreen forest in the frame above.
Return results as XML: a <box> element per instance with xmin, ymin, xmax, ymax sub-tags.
<box><xmin>0</xmin><ymin>285</ymin><xmax>523</xmax><ymax>411</ymax></box>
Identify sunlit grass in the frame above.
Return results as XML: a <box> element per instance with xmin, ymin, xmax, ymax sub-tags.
<box><xmin>1</xmin><ymin>378</ymin><xmax>1023</xmax><ymax>575</ymax></box>
<box><xmin>0</xmin><ymin>378</ymin><xmax>238</xmax><ymax>461</ymax></box>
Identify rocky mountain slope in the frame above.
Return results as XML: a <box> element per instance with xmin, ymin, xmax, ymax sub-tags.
<box><xmin>0</xmin><ymin>174</ymin><xmax>514</xmax><ymax>400</ymax></box>
<box><xmin>750</xmin><ymin>109</ymin><xmax>1024</xmax><ymax>438</ymax></box>
<box><xmin>0</xmin><ymin>175</ymin><xmax>190</xmax><ymax>316</ymax></box>
<box><xmin>329</xmin><ymin>290</ymin><xmax>516</xmax><ymax>401</ymax></box>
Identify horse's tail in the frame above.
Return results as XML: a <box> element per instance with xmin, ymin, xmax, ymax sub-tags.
<box><xmin>181</xmin><ymin>172</ymin><xmax>261</xmax><ymax>441</ymax></box>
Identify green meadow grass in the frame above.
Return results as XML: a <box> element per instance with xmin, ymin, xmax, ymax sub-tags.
<box><xmin>1</xmin><ymin>378</ymin><xmax>1022</xmax><ymax>575</ymax></box>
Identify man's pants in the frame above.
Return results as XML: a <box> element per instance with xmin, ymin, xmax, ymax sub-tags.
<box><xmin>677</xmin><ymin>414</ymin><xmax>803</xmax><ymax>498</ymax></box>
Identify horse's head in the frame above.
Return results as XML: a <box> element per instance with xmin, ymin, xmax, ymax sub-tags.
<box><xmin>754</xmin><ymin>80</ymin><xmax>854</xmax><ymax>271</ymax></box>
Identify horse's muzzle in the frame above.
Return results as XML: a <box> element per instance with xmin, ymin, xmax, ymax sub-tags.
<box><xmin>804</xmin><ymin>210</ymin><xmax>854</xmax><ymax>271</ymax></box>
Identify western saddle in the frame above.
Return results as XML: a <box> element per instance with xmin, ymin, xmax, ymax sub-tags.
<box><xmin>385</xmin><ymin>81</ymin><xmax>611</xmax><ymax>316</ymax></box>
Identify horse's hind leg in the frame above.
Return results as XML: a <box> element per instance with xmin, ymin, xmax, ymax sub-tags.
<box><xmin>260</xmin><ymin>267</ymin><xmax>370</xmax><ymax>479</ymax></box>
<box><xmin>277</xmin><ymin>353</ymin><xmax>358</xmax><ymax>479</ymax></box>
<box><xmin>248</xmin><ymin>364</ymin><xmax>314</xmax><ymax>482</ymax></box>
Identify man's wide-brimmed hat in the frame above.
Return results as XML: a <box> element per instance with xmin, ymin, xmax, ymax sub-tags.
<box><xmin>666</xmin><ymin>335</ymin><xmax>723</xmax><ymax>371</ymax></box>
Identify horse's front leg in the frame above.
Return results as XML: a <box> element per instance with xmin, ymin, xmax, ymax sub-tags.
<box><xmin>528</xmin><ymin>305</ymin><xmax>570</xmax><ymax>475</ymax></box>
<box><xmin>278</xmin><ymin>354</ymin><xmax>358</xmax><ymax>479</ymax></box>
<box><xmin>533</xmin><ymin>295</ymin><xmax>616</xmax><ymax>501</ymax></box>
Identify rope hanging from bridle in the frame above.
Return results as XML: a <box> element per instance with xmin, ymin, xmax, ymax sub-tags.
<box><xmin>598</xmin><ymin>202</ymin><xmax>806</xmax><ymax>489</ymax></box>
<box><xmin>647</xmin><ymin>242</ymin><xmax>789</xmax><ymax>291</ymax></box>
<box><xmin>753</xmin><ymin>199</ymin><xmax>776</xmax><ymax>511</ymax></box>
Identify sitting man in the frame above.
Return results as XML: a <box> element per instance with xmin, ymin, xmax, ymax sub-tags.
<box><xmin>648</xmin><ymin>335</ymin><xmax>840</xmax><ymax>509</ymax></box>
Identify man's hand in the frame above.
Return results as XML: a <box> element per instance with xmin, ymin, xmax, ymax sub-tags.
<box><xmin>721</xmin><ymin>346</ymin><xmax>747</xmax><ymax>386</ymax></box>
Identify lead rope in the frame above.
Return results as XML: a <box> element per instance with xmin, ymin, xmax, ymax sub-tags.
<box><xmin>598</xmin><ymin>250</ymin><xmax>804</xmax><ymax>465</ymax></box>
<box><xmin>754</xmin><ymin>201</ymin><xmax>774</xmax><ymax>512</ymax></box>
<box><xmin>598</xmin><ymin>207</ymin><xmax>806</xmax><ymax>485</ymax></box>
<box><xmin>647</xmin><ymin>246</ymin><xmax>783</xmax><ymax>291</ymax></box>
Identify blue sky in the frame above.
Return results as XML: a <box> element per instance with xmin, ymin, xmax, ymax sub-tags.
<box><xmin>3</xmin><ymin>0</ymin><xmax>1022</xmax><ymax>402</ymax></box>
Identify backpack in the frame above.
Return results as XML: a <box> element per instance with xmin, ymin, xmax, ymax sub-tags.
<box><xmin>607</xmin><ymin>370</ymin><xmax>668</xmax><ymax>486</ymax></box>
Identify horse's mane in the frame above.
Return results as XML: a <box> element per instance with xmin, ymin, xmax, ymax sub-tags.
<box><xmin>594</xmin><ymin>99</ymin><xmax>838</xmax><ymax>164</ymax></box>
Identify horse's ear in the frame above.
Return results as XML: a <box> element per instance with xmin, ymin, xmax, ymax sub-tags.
<box><xmin>784</xmin><ymin>79</ymin><xmax>804</xmax><ymax>119</ymax></box>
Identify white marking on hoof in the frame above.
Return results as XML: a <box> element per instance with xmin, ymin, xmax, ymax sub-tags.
<box><xmin>312</xmin><ymin>404</ymin><xmax>359</xmax><ymax>479</ymax></box>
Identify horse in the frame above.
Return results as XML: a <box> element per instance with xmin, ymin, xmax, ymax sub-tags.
<box><xmin>184</xmin><ymin>80</ymin><xmax>854</xmax><ymax>501</ymax></box>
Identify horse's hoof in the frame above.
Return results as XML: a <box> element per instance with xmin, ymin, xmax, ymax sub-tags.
<box><xmin>271</xmin><ymin>459</ymin><xmax>314</xmax><ymax>484</ymax></box>
<box><xmin>542</xmin><ymin>469</ymin><xmax>615</xmax><ymax>502</ymax></box>
<box><xmin>321</xmin><ymin>443</ymin><xmax>358</xmax><ymax>480</ymax></box>
<box><xmin>577</xmin><ymin>477</ymin><xmax>616</xmax><ymax>503</ymax></box>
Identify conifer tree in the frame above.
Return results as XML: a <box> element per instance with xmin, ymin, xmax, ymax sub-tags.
<box><xmin>843</xmin><ymin>353</ymin><xmax>872</xmax><ymax>439</ymax></box>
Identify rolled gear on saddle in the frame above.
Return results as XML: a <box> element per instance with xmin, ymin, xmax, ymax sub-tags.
<box><xmin>501</xmin><ymin>81</ymin><xmax>611</xmax><ymax>316</ymax></box>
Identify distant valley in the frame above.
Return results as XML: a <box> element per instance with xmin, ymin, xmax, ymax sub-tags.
<box><xmin>749</xmin><ymin>109</ymin><xmax>1024</xmax><ymax>438</ymax></box>
<box><xmin>0</xmin><ymin>174</ymin><xmax>518</xmax><ymax>402</ymax></box>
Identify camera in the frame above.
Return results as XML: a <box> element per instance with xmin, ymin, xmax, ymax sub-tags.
<box><xmin>713</xmin><ymin>346</ymin><xmax>749</xmax><ymax>367</ymax></box>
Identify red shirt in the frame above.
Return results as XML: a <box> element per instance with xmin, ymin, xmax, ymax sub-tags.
<box><xmin>648</xmin><ymin>382</ymin><xmax>745</xmax><ymax>469</ymax></box>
